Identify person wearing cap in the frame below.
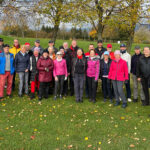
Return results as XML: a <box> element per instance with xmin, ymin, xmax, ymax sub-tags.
<box><xmin>108</xmin><ymin>50</ymin><xmax>128</xmax><ymax>108</ymax></box>
<box><xmin>87</xmin><ymin>49</ymin><xmax>100</xmax><ymax>103</ymax></box>
<box><xmin>0</xmin><ymin>44</ymin><xmax>15</xmax><ymax>99</ymax></box>
<box><xmin>9</xmin><ymin>39</ymin><xmax>21</xmax><ymax>90</ymax></box>
<box><xmin>0</xmin><ymin>38</ymin><xmax>4</xmax><ymax>53</ymax></box>
<box><xmin>137</xmin><ymin>47</ymin><xmax>150</xmax><ymax>106</ymax></box>
<box><xmin>68</xmin><ymin>40</ymin><xmax>80</xmax><ymax>96</ymax></box>
<box><xmin>72</xmin><ymin>48</ymin><xmax>87</xmax><ymax>103</ymax></box>
<box><xmin>45</xmin><ymin>40</ymin><xmax>58</xmax><ymax>54</ymax></box>
<box><xmin>100</xmin><ymin>51</ymin><xmax>113</xmax><ymax>103</ymax></box>
<box><xmin>31</xmin><ymin>40</ymin><xmax>44</xmax><ymax>55</ymax></box>
<box><xmin>131</xmin><ymin>46</ymin><xmax>145</xmax><ymax>103</ymax></box>
<box><xmin>95</xmin><ymin>40</ymin><xmax>106</xmax><ymax>59</ymax></box>
<box><xmin>15</xmin><ymin>45</ymin><xmax>30</xmax><ymax>97</ymax></box>
<box><xmin>60</xmin><ymin>47</ymin><xmax>71</xmax><ymax>96</ymax></box>
<box><xmin>107</xmin><ymin>44</ymin><xmax>115</xmax><ymax>60</ymax></box>
<box><xmin>37</xmin><ymin>50</ymin><xmax>54</xmax><ymax>102</ymax></box>
<box><xmin>29</xmin><ymin>47</ymin><xmax>40</xmax><ymax>99</ymax></box>
<box><xmin>120</xmin><ymin>44</ymin><xmax>132</xmax><ymax>102</ymax></box>
<box><xmin>53</xmin><ymin>51</ymin><xmax>68</xmax><ymax>100</ymax></box>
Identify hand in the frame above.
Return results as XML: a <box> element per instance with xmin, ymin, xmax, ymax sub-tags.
<box><xmin>25</xmin><ymin>69</ymin><xmax>28</xmax><ymax>72</ymax></box>
<box><xmin>68</xmin><ymin>73</ymin><xmax>70</xmax><ymax>76</ymax></box>
<box><xmin>64</xmin><ymin>77</ymin><xmax>67</xmax><ymax>81</ymax></box>
<box><xmin>137</xmin><ymin>78</ymin><xmax>141</xmax><ymax>81</ymax></box>
<box><xmin>55</xmin><ymin>77</ymin><xmax>58</xmax><ymax>81</ymax></box>
<box><xmin>45</xmin><ymin>68</ymin><xmax>49</xmax><ymax>72</ymax></box>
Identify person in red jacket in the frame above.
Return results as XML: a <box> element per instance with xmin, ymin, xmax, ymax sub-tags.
<box><xmin>107</xmin><ymin>44</ymin><xmax>115</xmax><ymax>60</ymax></box>
<box><xmin>108</xmin><ymin>50</ymin><xmax>128</xmax><ymax>108</ymax></box>
<box><xmin>37</xmin><ymin>50</ymin><xmax>54</xmax><ymax>102</ymax></box>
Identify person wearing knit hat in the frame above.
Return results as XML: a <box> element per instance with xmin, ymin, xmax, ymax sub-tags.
<box><xmin>107</xmin><ymin>44</ymin><xmax>115</xmax><ymax>60</ymax></box>
<box><xmin>108</xmin><ymin>50</ymin><xmax>128</xmax><ymax>108</ymax></box>
<box><xmin>100</xmin><ymin>50</ymin><xmax>113</xmax><ymax>103</ymax></box>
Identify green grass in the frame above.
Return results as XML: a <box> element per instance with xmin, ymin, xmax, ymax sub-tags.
<box><xmin>0</xmin><ymin>35</ymin><xmax>150</xmax><ymax>150</ymax></box>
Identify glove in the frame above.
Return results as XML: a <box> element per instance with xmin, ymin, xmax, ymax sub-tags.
<box><xmin>124</xmin><ymin>80</ymin><xmax>128</xmax><ymax>84</ymax></box>
<box><xmin>64</xmin><ymin>76</ymin><xmax>67</xmax><ymax>81</ymax></box>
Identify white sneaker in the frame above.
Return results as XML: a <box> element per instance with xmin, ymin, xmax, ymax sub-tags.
<box><xmin>128</xmin><ymin>98</ymin><xmax>132</xmax><ymax>102</ymax></box>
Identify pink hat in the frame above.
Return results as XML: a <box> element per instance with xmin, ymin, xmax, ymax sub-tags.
<box><xmin>114</xmin><ymin>50</ymin><xmax>121</xmax><ymax>55</ymax></box>
<box><xmin>34</xmin><ymin>47</ymin><xmax>40</xmax><ymax>52</ymax></box>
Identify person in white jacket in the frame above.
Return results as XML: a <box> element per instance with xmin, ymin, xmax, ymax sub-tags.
<box><xmin>120</xmin><ymin>44</ymin><xmax>132</xmax><ymax>102</ymax></box>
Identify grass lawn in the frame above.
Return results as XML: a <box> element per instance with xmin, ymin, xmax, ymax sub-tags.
<box><xmin>0</xmin><ymin>35</ymin><xmax>150</xmax><ymax>150</ymax></box>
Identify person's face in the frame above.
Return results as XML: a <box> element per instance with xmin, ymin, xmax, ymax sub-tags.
<box><xmin>89</xmin><ymin>45</ymin><xmax>94</xmax><ymax>51</ymax></box>
<box><xmin>104</xmin><ymin>54</ymin><xmax>109</xmax><ymax>60</ymax></box>
<box><xmin>60</xmin><ymin>49</ymin><xmax>65</xmax><ymax>55</ymax></box>
<box><xmin>72</xmin><ymin>41</ymin><xmax>77</xmax><ymax>47</ymax></box>
<box><xmin>77</xmin><ymin>50</ymin><xmax>83</xmax><ymax>56</ymax></box>
<box><xmin>35</xmin><ymin>42</ymin><xmax>40</xmax><ymax>47</ymax></box>
<box><xmin>43</xmin><ymin>52</ymin><xmax>48</xmax><ymax>58</ymax></box>
<box><xmin>120</xmin><ymin>47</ymin><xmax>126</xmax><ymax>51</ymax></box>
<box><xmin>90</xmin><ymin>50</ymin><xmax>95</xmax><ymax>57</ymax></box>
<box><xmin>49</xmin><ymin>43</ymin><xmax>54</xmax><ymax>47</ymax></box>
<box><xmin>34</xmin><ymin>50</ymin><xmax>39</xmax><ymax>56</ymax></box>
<box><xmin>0</xmin><ymin>41</ymin><xmax>3</xmax><ymax>46</ymax></box>
<box><xmin>57</xmin><ymin>54</ymin><xmax>62</xmax><ymax>59</ymax></box>
<box><xmin>135</xmin><ymin>49</ymin><xmax>140</xmax><ymax>55</ymax></box>
<box><xmin>115</xmin><ymin>54</ymin><xmax>120</xmax><ymax>59</ymax></box>
<box><xmin>107</xmin><ymin>48</ymin><xmax>112</xmax><ymax>52</ymax></box>
<box><xmin>63</xmin><ymin>43</ymin><xmax>68</xmax><ymax>49</ymax></box>
<box><xmin>14</xmin><ymin>40</ymin><xmax>19</xmax><ymax>46</ymax></box>
<box><xmin>144</xmin><ymin>47</ymin><xmax>150</xmax><ymax>56</ymax></box>
<box><xmin>4</xmin><ymin>47</ymin><xmax>9</xmax><ymax>53</ymax></box>
<box><xmin>26</xmin><ymin>45</ymin><xmax>30</xmax><ymax>51</ymax></box>
<box><xmin>98</xmin><ymin>43</ymin><xmax>102</xmax><ymax>48</ymax></box>
<box><xmin>21</xmin><ymin>47</ymin><xmax>26</xmax><ymax>53</ymax></box>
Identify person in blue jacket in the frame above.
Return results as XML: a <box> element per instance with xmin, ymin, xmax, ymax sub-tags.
<box><xmin>0</xmin><ymin>44</ymin><xmax>15</xmax><ymax>99</ymax></box>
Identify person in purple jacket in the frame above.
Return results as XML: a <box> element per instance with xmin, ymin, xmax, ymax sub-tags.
<box><xmin>53</xmin><ymin>51</ymin><xmax>68</xmax><ymax>100</ymax></box>
<box><xmin>86</xmin><ymin>49</ymin><xmax>100</xmax><ymax>103</ymax></box>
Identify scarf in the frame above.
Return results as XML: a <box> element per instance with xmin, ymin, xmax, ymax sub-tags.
<box><xmin>77</xmin><ymin>55</ymin><xmax>83</xmax><ymax>59</ymax></box>
<box><xmin>120</xmin><ymin>50</ymin><xmax>126</xmax><ymax>54</ymax></box>
<box><xmin>57</xmin><ymin>58</ymin><xmax>62</xmax><ymax>62</ymax></box>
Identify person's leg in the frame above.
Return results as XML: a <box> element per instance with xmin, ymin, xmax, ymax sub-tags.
<box><xmin>132</xmin><ymin>74</ymin><xmax>138</xmax><ymax>101</ymax></box>
<box><xmin>79</xmin><ymin>74</ymin><xmax>85</xmax><ymax>102</ymax></box>
<box><xmin>24</xmin><ymin>72</ymin><xmax>29</xmax><ymax>95</ymax></box>
<box><xmin>85</xmin><ymin>76</ymin><xmax>89</xmax><ymax>98</ymax></box>
<box><xmin>60</xmin><ymin>75</ymin><xmax>65</xmax><ymax>96</ymax></box>
<box><xmin>112</xmin><ymin>80</ymin><xmax>120</xmax><ymax>103</ymax></box>
<box><xmin>74</xmin><ymin>74</ymin><xmax>80</xmax><ymax>102</ymax></box>
<box><xmin>0</xmin><ymin>74</ymin><xmax>6</xmax><ymax>98</ymax></box>
<box><xmin>12</xmin><ymin>71</ymin><xmax>16</xmax><ymax>90</ymax></box>
<box><xmin>107</xmin><ymin>78</ymin><xmax>112</xmax><ymax>100</ymax></box>
<box><xmin>45</xmin><ymin>82</ymin><xmax>50</xmax><ymax>99</ymax></box>
<box><xmin>31</xmin><ymin>81</ymin><xmax>36</xmax><ymax>93</ymax></box>
<box><xmin>54</xmin><ymin>76</ymin><xmax>59</xmax><ymax>98</ymax></box>
<box><xmin>141</xmin><ymin>78</ymin><xmax>149</xmax><ymax>105</ymax></box>
<box><xmin>39</xmin><ymin>82</ymin><xmax>44</xmax><ymax>100</ymax></box>
<box><xmin>117</xmin><ymin>81</ymin><xmax>127</xmax><ymax>105</ymax></box>
<box><xmin>102</xmin><ymin>77</ymin><xmax>107</xmax><ymax>101</ymax></box>
<box><xmin>87</xmin><ymin>77</ymin><xmax>92</xmax><ymax>101</ymax></box>
<box><xmin>6</xmin><ymin>72</ymin><xmax>13</xmax><ymax>96</ymax></box>
<box><xmin>18</xmin><ymin>72</ymin><xmax>24</xmax><ymax>96</ymax></box>
<box><xmin>92</xmin><ymin>77</ymin><xmax>97</xmax><ymax>102</ymax></box>
<box><xmin>140</xmin><ymin>81</ymin><xmax>145</xmax><ymax>101</ymax></box>
<box><xmin>70</xmin><ymin>74</ymin><xmax>74</xmax><ymax>96</ymax></box>
<box><xmin>125</xmin><ymin>74</ymin><xmax>131</xmax><ymax>99</ymax></box>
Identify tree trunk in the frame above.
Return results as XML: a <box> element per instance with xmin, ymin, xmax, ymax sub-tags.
<box><xmin>52</xmin><ymin>24</ymin><xmax>59</xmax><ymax>43</ymax></box>
<box><xmin>97</xmin><ymin>22</ymin><xmax>103</xmax><ymax>40</ymax></box>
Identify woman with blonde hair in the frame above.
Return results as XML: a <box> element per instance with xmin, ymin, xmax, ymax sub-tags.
<box><xmin>48</xmin><ymin>47</ymin><xmax>56</xmax><ymax>60</ymax></box>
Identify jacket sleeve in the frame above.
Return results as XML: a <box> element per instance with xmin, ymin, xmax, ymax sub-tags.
<box><xmin>64</xmin><ymin>60</ymin><xmax>68</xmax><ymax>77</ymax></box>
<box><xmin>37</xmin><ymin>59</ymin><xmax>45</xmax><ymax>71</ymax></box>
<box><xmin>99</xmin><ymin>60</ymin><xmax>102</xmax><ymax>79</ymax></box>
<box><xmin>95</xmin><ymin>60</ymin><xmax>100</xmax><ymax>81</ymax></box>
<box><xmin>108</xmin><ymin>62</ymin><xmax>113</xmax><ymax>79</ymax></box>
<box><xmin>136</xmin><ymin>59</ymin><xmax>141</xmax><ymax>78</ymax></box>
<box><xmin>124</xmin><ymin>61</ymin><xmax>129</xmax><ymax>80</ymax></box>
<box><xmin>27</xmin><ymin>55</ymin><xmax>30</xmax><ymax>70</ymax></box>
<box><xmin>131</xmin><ymin>56</ymin><xmax>133</xmax><ymax>74</ymax></box>
<box><xmin>53</xmin><ymin>61</ymin><xmax>56</xmax><ymax>77</ymax></box>
<box><xmin>48</xmin><ymin>59</ymin><xmax>54</xmax><ymax>72</ymax></box>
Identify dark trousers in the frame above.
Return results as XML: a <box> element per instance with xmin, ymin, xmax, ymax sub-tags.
<box><xmin>69</xmin><ymin>74</ymin><xmax>74</xmax><ymax>95</ymax></box>
<box><xmin>102</xmin><ymin>77</ymin><xmax>112</xmax><ymax>99</ymax></box>
<box><xmin>54</xmin><ymin>75</ymin><xmax>65</xmax><ymax>96</ymax></box>
<box><xmin>141</xmin><ymin>77</ymin><xmax>150</xmax><ymax>105</ymax></box>
<box><xmin>39</xmin><ymin>82</ymin><xmax>50</xmax><ymax>99</ymax></box>
<box><xmin>85</xmin><ymin>76</ymin><xmax>89</xmax><ymax>97</ymax></box>
<box><xmin>87</xmin><ymin>77</ymin><xmax>97</xmax><ymax>100</ymax></box>
<box><xmin>125</xmin><ymin>74</ymin><xmax>131</xmax><ymax>98</ymax></box>
<box><xmin>73</xmin><ymin>73</ymin><xmax>85</xmax><ymax>101</ymax></box>
<box><xmin>49</xmin><ymin>76</ymin><xmax>55</xmax><ymax>94</ymax></box>
<box><xmin>63</xmin><ymin>79</ymin><xmax>68</xmax><ymax>95</ymax></box>
<box><xmin>12</xmin><ymin>71</ymin><xmax>16</xmax><ymax>90</ymax></box>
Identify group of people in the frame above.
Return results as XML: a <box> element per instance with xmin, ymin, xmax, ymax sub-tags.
<box><xmin>0</xmin><ymin>37</ymin><xmax>149</xmax><ymax>108</ymax></box>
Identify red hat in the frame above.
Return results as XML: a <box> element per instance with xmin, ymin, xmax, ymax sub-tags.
<box><xmin>25</xmin><ymin>42</ymin><xmax>30</xmax><ymax>46</ymax></box>
<box><xmin>107</xmin><ymin>44</ymin><xmax>112</xmax><ymax>48</ymax></box>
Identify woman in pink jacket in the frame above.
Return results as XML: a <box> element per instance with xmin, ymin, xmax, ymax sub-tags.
<box><xmin>53</xmin><ymin>51</ymin><xmax>68</xmax><ymax>100</ymax></box>
<box><xmin>87</xmin><ymin>49</ymin><xmax>100</xmax><ymax>103</ymax></box>
<box><xmin>108</xmin><ymin>50</ymin><xmax>128</xmax><ymax>108</ymax></box>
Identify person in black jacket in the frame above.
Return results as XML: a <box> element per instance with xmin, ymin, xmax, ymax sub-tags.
<box><xmin>72</xmin><ymin>48</ymin><xmax>87</xmax><ymax>102</ymax></box>
<box><xmin>15</xmin><ymin>45</ymin><xmax>30</xmax><ymax>97</ymax></box>
<box><xmin>0</xmin><ymin>38</ymin><xmax>4</xmax><ymax>52</ymax></box>
<box><xmin>30</xmin><ymin>47</ymin><xmax>40</xmax><ymax>99</ymax></box>
<box><xmin>60</xmin><ymin>47</ymin><xmax>71</xmax><ymax>96</ymax></box>
<box><xmin>100</xmin><ymin>51</ymin><xmax>112</xmax><ymax>103</ymax></box>
<box><xmin>131</xmin><ymin>46</ymin><xmax>145</xmax><ymax>103</ymax></box>
<box><xmin>137</xmin><ymin>47</ymin><xmax>150</xmax><ymax>106</ymax></box>
<box><xmin>95</xmin><ymin>40</ymin><xmax>106</xmax><ymax>59</ymax></box>
<box><xmin>45</xmin><ymin>40</ymin><xmax>58</xmax><ymax>54</ymax></box>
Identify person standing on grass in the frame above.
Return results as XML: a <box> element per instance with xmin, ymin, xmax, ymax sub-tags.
<box><xmin>72</xmin><ymin>48</ymin><xmax>87</xmax><ymax>103</ymax></box>
<box><xmin>108</xmin><ymin>50</ymin><xmax>128</xmax><ymax>108</ymax></box>
<box><xmin>0</xmin><ymin>38</ymin><xmax>4</xmax><ymax>52</ymax></box>
<box><xmin>62</xmin><ymin>42</ymin><xmax>69</xmax><ymax>53</ymax></box>
<box><xmin>0</xmin><ymin>44</ymin><xmax>15</xmax><ymax>99</ymax></box>
<box><xmin>137</xmin><ymin>47</ymin><xmax>150</xmax><ymax>106</ymax></box>
<box><xmin>60</xmin><ymin>48</ymin><xmax>71</xmax><ymax>97</ymax></box>
<box><xmin>30</xmin><ymin>47</ymin><xmax>40</xmax><ymax>99</ymax></box>
<box><xmin>31</xmin><ymin>40</ymin><xmax>43</xmax><ymax>55</ymax></box>
<box><xmin>95</xmin><ymin>40</ymin><xmax>106</xmax><ymax>59</ymax></box>
<box><xmin>100</xmin><ymin>51</ymin><xmax>113</xmax><ymax>103</ymax></box>
<box><xmin>53</xmin><ymin>51</ymin><xmax>68</xmax><ymax>100</ymax></box>
<box><xmin>15</xmin><ymin>45</ymin><xmax>30</xmax><ymax>97</ymax></box>
<box><xmin>120</xmin><ymin>44</ymin><xmax>132</xmax><ymax>102</ymax></box>
<box><xmin>45</xmin><ymin>40</ymin><xmax>58</xmax><ymax>54</ymax></box>
<box><xmin>68</xmin><ymin>40</ymin><xmax>80</xmax><ymax>96</ymax></box>
<box><xmin>131</xmin><ymin>46</ymin><xmax>145</xmax><ymax>103</ymax></box>
<box><xmin>37</xmin><ymin>50</ymin><xmax>54</xmax><ymax>101</ymax></box>
<box><xmin>87</xmin><ymin>49</ymin><xmax>100</xmax><ymax>103</ymax></box>
<box><xmin>9</xmin><ymin>39</ymin><xmax>21</xmax><ymax>91</ymax></box>
<box><xmin>107</xmin><ymin>44</ymin><xmax>115</xmax><ymax>60</ymax></box>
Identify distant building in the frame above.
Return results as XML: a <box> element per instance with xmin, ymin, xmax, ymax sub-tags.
<box><xmin>135</xmin><ymin>23</ymin><xmax>150</xmax><ymax>31</ymax></box>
